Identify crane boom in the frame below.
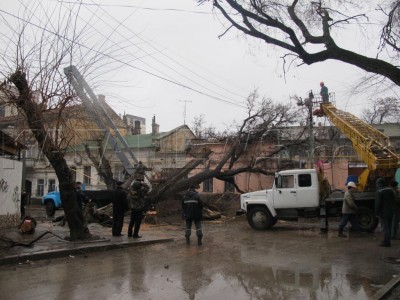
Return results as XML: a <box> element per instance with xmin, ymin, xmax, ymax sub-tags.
<box><xmin>64</xmin><ymin>65</ymin><xmax>151</xmax><ymax>186</ymax></box>
<box><xmin>320</xmin><ymin>102</ymin><xmax>399</xmax><ymax>190</ymax></box>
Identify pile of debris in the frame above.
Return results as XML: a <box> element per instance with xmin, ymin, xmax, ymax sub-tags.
<box><xmin>85</xmin><ymin>204</ymin><xmax>113</xmax><ymax>227</ymax></box>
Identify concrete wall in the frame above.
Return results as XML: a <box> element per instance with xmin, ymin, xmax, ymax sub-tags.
<box><xmin>0</xmin><ymin>157</ymin><xmax>23</xmax><ymax>229</ymax></box>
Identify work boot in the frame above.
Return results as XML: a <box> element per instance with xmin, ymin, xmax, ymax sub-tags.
<box><xmin>185</xmin><ymin>236</ymin><xmax>190</xmax><ymax>245</ymax></box>
<box><xmin>197</xmin><ymin>236</ymin><xmax>202</xmax><ymax>246</ymax></box>
<box><xmin>337</xmin><ymin>233</ymin><xmax>347</xmax><ymax>238</ymax></box>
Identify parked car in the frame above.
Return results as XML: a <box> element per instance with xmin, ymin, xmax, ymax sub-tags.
<box><xmin>42</xmin><ymin>190</ymin><xmax>114</xmax><ymax>217</ymax></box>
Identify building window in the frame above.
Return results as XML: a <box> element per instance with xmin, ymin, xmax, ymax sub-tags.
<box><xmin>48</xmin><ymin>179</ymin><xmax>56</xmax><ymax>192</ymax></box>
<box><xmin>203</xmin><ymin>178</ymin><xmax>213</xmax><ymax>192</ymax></box>
<box><xmin>83</xmin><ymin>166</ymin><xmax>91</xmax><ymax>185</ymax></box>
<box><xmin>37</xmin><ymin>179</ymin><xmax>45</xmax><ymax>196</ymax></box>
<box><xmin>224</xmin><ymin>181</ymin><xmax>235</xmax><ymax>193</ymax></box>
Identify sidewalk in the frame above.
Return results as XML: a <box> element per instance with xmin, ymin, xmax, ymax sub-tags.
<box><xmin>0</xmin><ymin>219</ymin><xmax>175</xmax><ymax>266</ymax></box>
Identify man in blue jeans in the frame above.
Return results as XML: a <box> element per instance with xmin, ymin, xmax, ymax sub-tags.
<box><xmin>182</xmin><ymin>185</ymin><xmax>203</xmax><ymax>245</ymax></box>
<box><xmin>338</xmin><ymin>181</ymin><xmax>359</xmax><ymax>237</ymax></box>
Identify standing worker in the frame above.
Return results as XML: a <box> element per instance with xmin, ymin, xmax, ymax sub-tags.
<box><xmin>75</xmin><ymin>181</ymin><xmax>90</xmax><ymax>210</ymax></box>
<box><xmin>182</xmin><ymin>185</ymin><xmax>203</xmax><ymax>246</ymax></box>
<box><xmin>112</xmin><ymin>181</ymin><xmax>128</xmax><ymax>237</ymax></box>
<box><xmin>319</xmin><ymin>81</ymin><xmax>329</xmax><ymax>102</ymax></box>
<box><xmin>128</xmin><ymin>179</ymin><xmax>150</xmax><ymax>238</ymax></box>
<box><xmin>391</xmin><ymin>181</ymin><xmax>400</xmax><ymax>239</ymax></box>
<box><xmin>338</xmin><ymin>181</ymin><xmax>360</xmax><ymax>238</ymax></box>
<box><xmin>375</xmin><ymin>178</ymin><xmax>396</xmax><ymax>247</ymax></box>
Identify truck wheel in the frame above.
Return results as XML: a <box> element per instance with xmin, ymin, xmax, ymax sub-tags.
<box><xmin>45</xmin><ymin>201</ymin><xmax>56</xmax><ymax>217</ymax></box>
<box><xmin>247</xmin><ymin>207</ymin><xmax>273</xmax><ymax>230</ymax></box>
<box><xmin>356</xmin><ymin>207</ymin><xmax>378</xmax><ymax>232</ymax></box>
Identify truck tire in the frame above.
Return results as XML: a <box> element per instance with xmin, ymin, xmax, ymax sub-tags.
<box><xmin>356</xmin><ymin>207</ymin><xmax>378</xmax><ymax>232</ymax></box>
<box><xmin>45</xmin><ymin>201</ymin><xmax>56</xmax><ymax>217</ymax></box>
<box><xmin>247</xmin><ymin>207</ymin><xmax>273</xmax><ymax>230</ymax></box>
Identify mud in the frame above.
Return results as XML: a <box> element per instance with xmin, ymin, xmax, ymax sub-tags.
<box><xmin>1</xmin><ymin>217</ymin><xmax>399</xmax><ymax>299</ymax></box>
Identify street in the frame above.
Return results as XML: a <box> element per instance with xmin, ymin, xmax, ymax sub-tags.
<box><xmin>1</xmin><ymin>214</ymin><xmax>399</xmax><ymax>300</ymax></box>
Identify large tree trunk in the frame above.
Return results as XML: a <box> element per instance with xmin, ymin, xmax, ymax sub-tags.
<box><xmin>9</xmin><ymin>70</ymin><xmax>89</xmax><ymax>240</ymax></box>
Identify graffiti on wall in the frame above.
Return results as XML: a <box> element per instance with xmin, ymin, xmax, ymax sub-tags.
<box><xmin>0</xmin><ymin>179</ymin><xmax>9</xmax><ymax>193</ymax></box>
<box><xmin>12</xmin><ymin>185</ymin><xmax>20</xmax><ymax>211</ymax></box>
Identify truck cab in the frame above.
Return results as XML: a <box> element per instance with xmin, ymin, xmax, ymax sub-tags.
<box><xmin>240</xmin><ymin>169</ymin><xmax>320</xmax><ymax>230</ymax></box>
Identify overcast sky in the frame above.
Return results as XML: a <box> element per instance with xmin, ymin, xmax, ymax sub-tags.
<box><xmin>0</xmin><ymin>0</ymin><xmax>398</xmax><ymax>133</ymax></box>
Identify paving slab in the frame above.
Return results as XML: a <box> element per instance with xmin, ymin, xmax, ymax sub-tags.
<box><xmin>0</xmin><ymin>220</ymin><xmax>174</xmax><ymax>265</ymax></box>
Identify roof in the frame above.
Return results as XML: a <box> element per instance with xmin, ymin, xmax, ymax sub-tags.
<box><xmin>278</xmin><ymin>168</ymin><xmax>316</xmax><ymax>175</ymax></box>
<box><xmin>123</xmin><ymin>131</ymin><xmax>170</xmax><ymax>148</ymax></box>
<box><xmin>0</xmin><ymin>130</ymin><xmax>25</xmax><ymax>155</ymax></box>
<box><xmin>69</xmin><ymin>124</ymin><xmax>195</xmax><ymax>153</ymax></box>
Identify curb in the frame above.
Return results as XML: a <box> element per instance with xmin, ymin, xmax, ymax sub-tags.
<box><xmin>371</xmin><ymin>274</ymin><xmax>400</xmax><ymax>300</ymax></box>
<box><xmin>0</xmin><ymin>238</ymin><xmax>173</xmax><ymax>266</ymax></box>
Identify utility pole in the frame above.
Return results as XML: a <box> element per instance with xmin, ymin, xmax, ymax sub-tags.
<box><xmin>296</xmin><ymin>91</ymin><xmax>315</xmax><ymax>168</ymax></box>
<box><xmin>179</xmin><ymin>100</ymin><xmax>192</xmax><ymax>125</ymax></box>
<box><xmin>306</xmin><ymin>95</ymin><xmax>314</xmax><ymax>168</ymax></box>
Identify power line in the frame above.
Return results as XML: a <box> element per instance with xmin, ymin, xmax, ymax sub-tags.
<box><xmin>4</xmin><ymin>0</ymin><xmax>249</xmax><ymax>109</ymax></box>
<box><xmin>78</xmin><ymin>0</ymin><xmax>247</xmax><ymax>103</ymax></box>
<box><xmin>34</xmin><ymin>0</ymin><xmax>248</xmax><ymax>107</ymax></box>
<box><xmin>0</xmin><ymin>8</ymin><xmax>248</xmax><ymax>109</ymax></box>
<box><xmin>56</xmin><ymin>0</ymin><xmax>213</xmax><ymax>15</ymax></box>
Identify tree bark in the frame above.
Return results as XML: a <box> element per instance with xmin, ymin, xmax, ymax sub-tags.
<box><xmin>9</xmin><ymin>70</ymin><xmax>89</xmax><ymax>240</ymax></box>
<box><xmin>213</xmin><ymin>0</ymin><xmax>400</xmax><ymax>86</ymax></box>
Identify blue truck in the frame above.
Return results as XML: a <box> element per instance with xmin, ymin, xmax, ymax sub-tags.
<box><xmin>42</xmin><ymin>190</ymin><xmax>115</xmax><ymax>217</ymax></box>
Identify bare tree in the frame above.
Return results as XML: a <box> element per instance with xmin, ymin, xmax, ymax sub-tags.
<box><xmin>84</xmin><ymin>141</ymin><xmax>115</xmax><ymax>190</ymax></box>
<box><xmin>150</xmin><ymin>91</ymin><xmax>303</xmax><ymax>201</ymax></box>
<box><xmin>379</xmin><ymin>0</ymin><xmax>400</xmax><ymax>54</ymax></box>
<box><xmin>362</xmin><ymin>97</ymin><xmax>400</xmax><ymax>124</ymax></box>
<box><xmin>199</xmin><ymin>1</ymin><xmax>400</xmax><ymax>86</ymax></box>
<box><xmin>0</xmin><ymin>1</ymin><xmax>127</xmax><ymax>240</ymax></box>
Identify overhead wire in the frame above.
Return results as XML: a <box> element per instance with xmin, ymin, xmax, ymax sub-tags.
<box><xmin>55</xmin><ymin>0</ymin><xmax>214</xmax><ymax>15</ymax></box>
<box><xmin>0</xmin><ymin>7</ymin><xmax>248</xmax><ymax>109</ymax></box>
<box><xmin>76</xmin><ymin>0</ymin><xmax>247</xmax><ymax>105</ymax></box>
<box><xmin>43</xmin><ymin>0</ymin><xmax>248</xmax><ymax>109</ymax></box>
<box><xmin>82</xmin><ymin>0</ymin><xmax>249</xmax><ymax>99</ymax></box>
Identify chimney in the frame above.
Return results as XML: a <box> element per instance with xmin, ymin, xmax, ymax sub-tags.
<box><xmin>134</xmin><ymin>120</ymin><xmax>141</xmax><ymax>135</ymax></box>
<box><xmin>152</xmin><ymin>115</ymin><xmax>159</xmax><ymax>135</ymax></box>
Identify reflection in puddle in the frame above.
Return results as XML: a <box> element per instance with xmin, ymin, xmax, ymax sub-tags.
<box><xmin>191</xmin><ymin>269</ymin><xmax>373</xmax><ymax>300</ymax></box>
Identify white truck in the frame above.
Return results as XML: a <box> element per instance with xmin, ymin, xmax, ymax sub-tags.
<box><xmin>239</xmin><ymin>168</ymin><xmax>378</xmax><ymax>232</ymax></box>
<box><xmin>238</xmin><ymin>98</ymin><xmax>399</xmax><ymax>232</ymax></box>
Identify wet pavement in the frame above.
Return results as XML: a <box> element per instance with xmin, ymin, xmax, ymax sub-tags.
<box><xmin>0</xmin><ymin>205</ymin><xmax>173</xmax><ymax>265</ymax></box>
<box><xmin>1</xmin><ymin>205</ymin><xmax>400</xmax><ymax>299</ymax></box>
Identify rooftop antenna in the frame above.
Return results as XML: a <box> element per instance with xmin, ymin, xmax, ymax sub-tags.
<box><xmin>179</xmin><ymin>100</ymin><xmax>192</xmax><ymax>125</ymax></box>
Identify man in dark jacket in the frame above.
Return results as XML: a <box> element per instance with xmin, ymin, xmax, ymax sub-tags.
<box><xmin>391</xmin><ymin>181</ymin><xmax>400</xmax><ymax>239</ymax></box>
<box><xmin>182</xmin><ymin>185</ymin><xmax>203</xmax><ymax>245</ymax></box>
<box><xmin>112</xmin><ymin>181</ymin><xmax>128</xmax><ymax>237</ymax></box>
<box><xmin>128</xmin><ymin>180</ymin><xmax>150</xmax><ymax>238</ymax></box>
<box><xmin>76</xmin><ymin>181</ymin><xmax>90</xmax><ymax>210</ymax></box>
<box><xmin>375</xmin><ymin>178</ymin><xmax>396</xmax><ymax>247</ymax></box>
